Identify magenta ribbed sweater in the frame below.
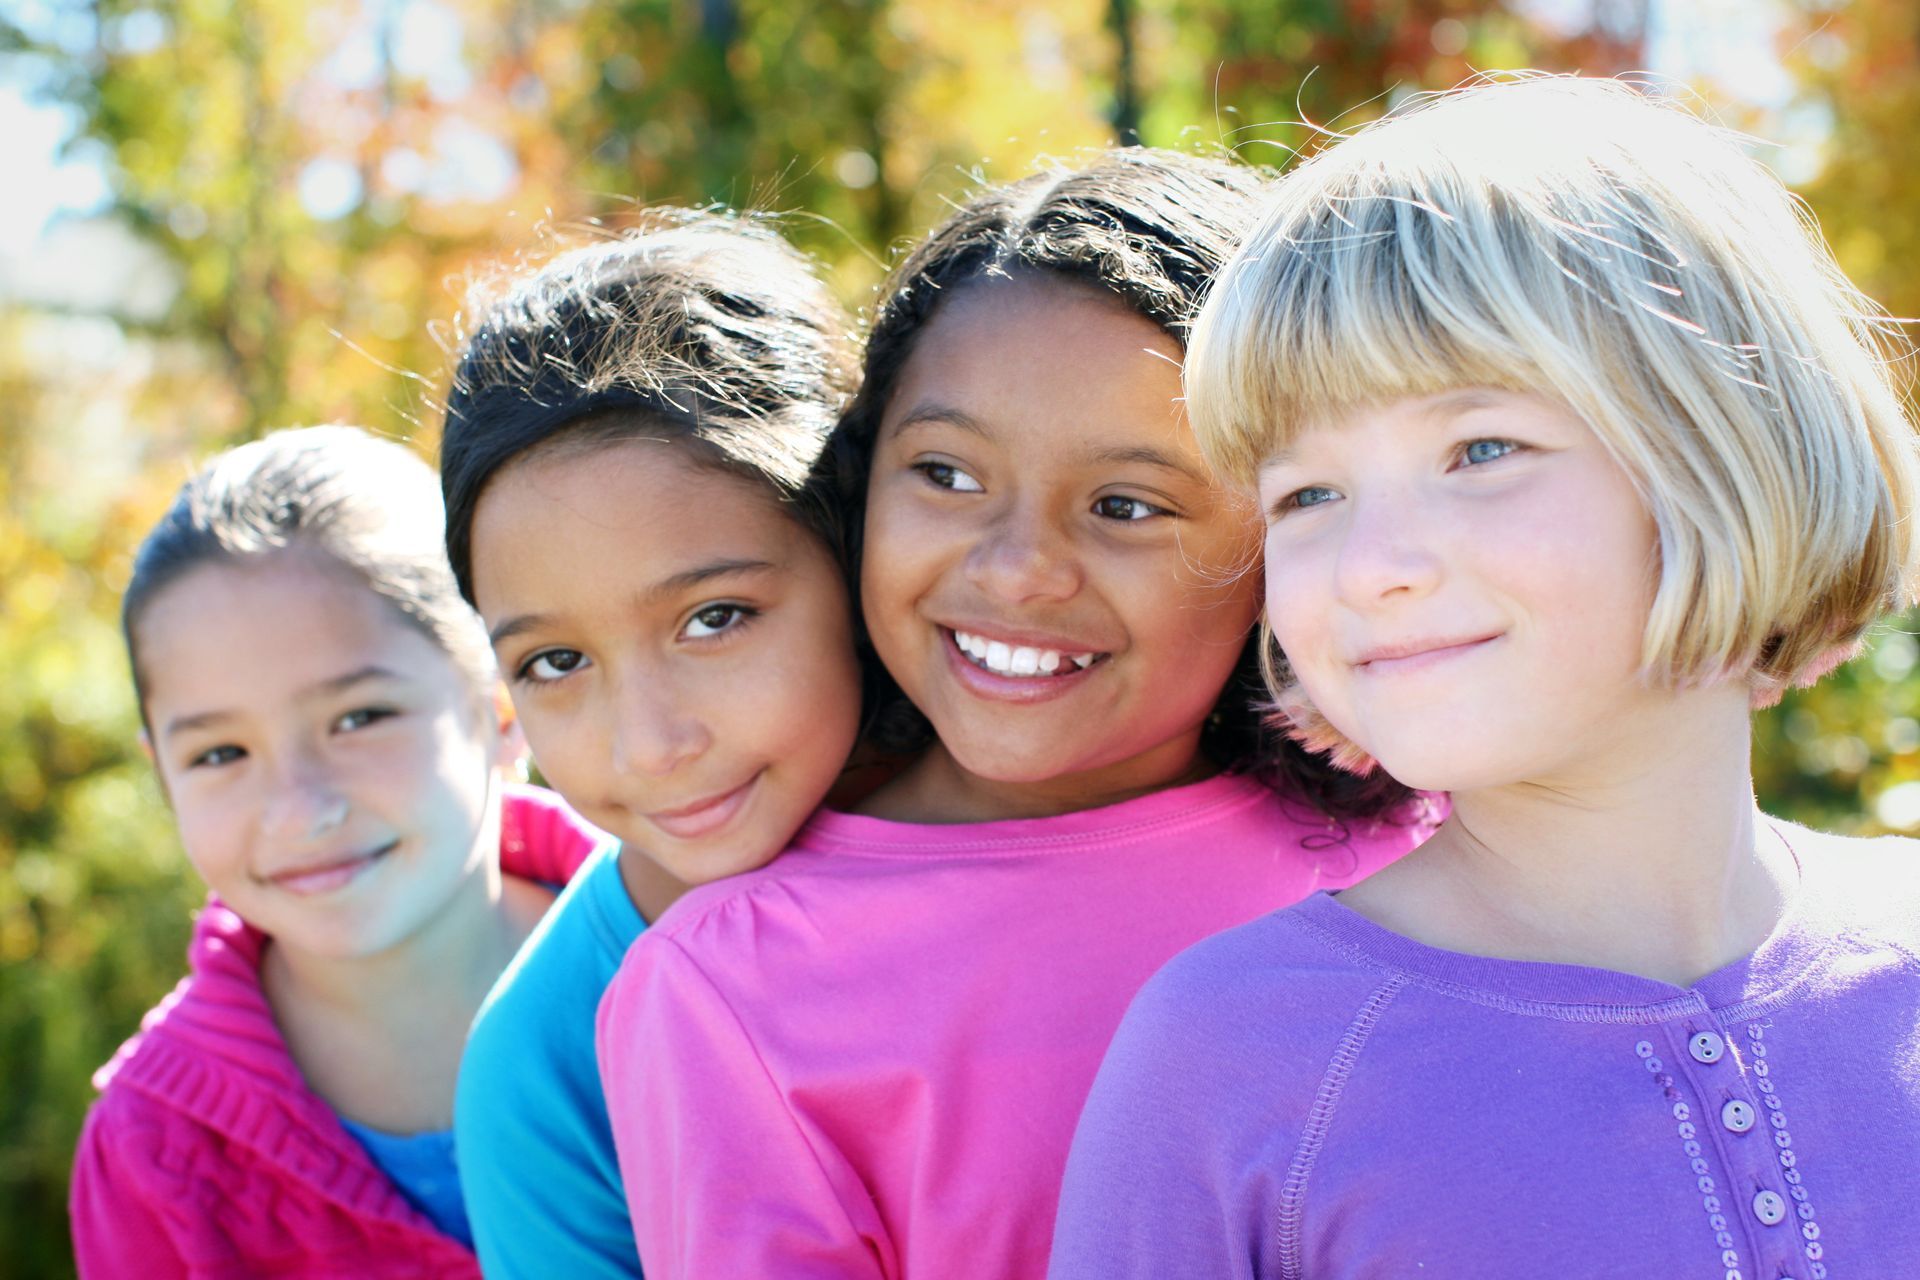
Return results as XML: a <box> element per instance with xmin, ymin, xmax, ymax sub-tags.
<box><xmin>68</xmin><ymin>786</ymin><xmax>601</xmax><ymax>1279</ymax></box>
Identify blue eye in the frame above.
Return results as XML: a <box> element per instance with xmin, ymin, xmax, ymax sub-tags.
<box><xmin>1460</xmin><ymin>438</ymin><xmax>1519</xmax><ymax>466</ymax></box>
<box><xmin>913</xmin><ymin>461</ymin><xmax>985</xmax><ymax>493</ymax></box>
<box><xmin>519</xmin><ymin>649</ymin><xmax>589</xmax><ymax>684</ymax></box>
<box><xmin>1274</xmin><ymin>484</ymin><xmax>1340</xmax><ymax>517</ymax></box>
<box><xmin>1092</xmin><ymin>495</ymin><xmax>1169</xmax><ymax>522</ymax></box>
<box><xmin>684</xmin><ymin>604</ymin><xmax>755</xmax><ymax>639</ymax></box>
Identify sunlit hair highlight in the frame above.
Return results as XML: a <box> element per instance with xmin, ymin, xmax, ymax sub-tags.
<box><xmin>123</xmin><ymin>426</ymin><xmax>494</xmax><ymax>722</ymax></box>
<box><xmin>439</xmin><ymin>209</ymin><xmax>859</xmax><ymax>604</ymax></box>
<box><xmin>1187</xmin><ymin>74</ymin><xmax>1920</xmax><ymax>764</ymax></box>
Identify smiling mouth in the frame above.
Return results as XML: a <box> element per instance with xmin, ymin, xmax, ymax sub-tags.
<box><xmin>1355</xmin><ymin>634</ymin><xmax>1502</xmax><ymax>673</ymax></box>
<box><xmin>646</xmin><ymin>772</ymin><xmax>761</xmax><ymax>841</ymax></box>
<box><xmin>948</xmin><ymin>629</ymin><xmax>1108</xmax><ymax>679</ymax></box>
<box><xmin>266</xmin><ymin>840</ymin><xmax>397</xmax><ymax>896</ymax></box>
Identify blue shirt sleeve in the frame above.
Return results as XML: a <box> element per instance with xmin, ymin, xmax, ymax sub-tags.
<box><xmin>456</xmin><ymin>843</ymin><xmax>649</xmax><ymax>1279</ymax></box>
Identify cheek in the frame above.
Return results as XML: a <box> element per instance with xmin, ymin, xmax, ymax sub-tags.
<box><xmin>513</xmin><ymin>700</ymin><xmax>599</xmax><ymax>791</ymax></box>
<box><xmin>170</xmin><ymin>796</ymin><xmax>244</xmax><ymax>882</ymax></box>
<box><xmin>859</xmin><ymin>473</ymin><xmax>959</xmax><ymax>608</ymax></box>
<box><xmin>1262</xmin><ymin>543</ymin><xmax>1323</xmax><ymax>655</ymax></box>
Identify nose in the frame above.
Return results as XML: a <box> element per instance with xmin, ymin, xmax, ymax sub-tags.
<box><xmin>963</xmin><ymin>502</ymin><xmax>1083</xmax><ymax>604</ymax></box>
<box><xmin>260</xmin><ymin>749</ymin><xmax>350</xmax><ymax>846</ymax></box>
<box><xmin>1331</xmin><ymin>491</ymin><xmax>1444</xmax><ymax>608</ymax></box>
<box><xmin>608</xmin><ymin>672</ymin><xmax>711</xmax><ymax>779</ymax></box>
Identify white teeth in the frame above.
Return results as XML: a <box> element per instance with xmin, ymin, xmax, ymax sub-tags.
<box><xmin>953</xmin><ymin>630</ymin><xmax>1099</xmax><ymax>678</ymax></box>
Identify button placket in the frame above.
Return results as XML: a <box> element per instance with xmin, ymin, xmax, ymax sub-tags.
<box><xmin>1740</xmin><ymin>1022</ymin><xmax>1830</xmax><ymax>1280</ymax></box>
<box><xmin>1638</xmin><ymin>1031</ymin><xmax>1749</xmax><ymax>1279</ymax></box>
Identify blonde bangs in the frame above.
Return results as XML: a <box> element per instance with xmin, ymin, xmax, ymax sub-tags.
<box><xmin>1189</xmin><ymin>74</ymin><xmax>1920</xmax><ymax>715</ymax></box>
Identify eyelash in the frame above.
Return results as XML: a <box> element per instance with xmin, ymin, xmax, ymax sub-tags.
<box><xmin>1271</xmin><ymin>438</ymin><xmax>1525</xmax><ymax>515</ymax></box>
<box><xmin>181</xmin><ymin>705</ymin><xmax>396</xmax><ymax>769</ymax></box>
<box><xmin>187</xmin><ymin>744</ymin><xmax>245</xmax><ymax>769</ymax></box>
<box><xmin>683</xmin><ymin>603</ymin><xmax>758</xmax><ymax>640</ymax></box>
<box><xmin>1092</xmin><ymin>495</ymin><xmax>1172</xmax><ymax>522</ymax></box>
<box><xmin>911</xmin><ymin>460</ymin><xmax>984</xmax><ymax>493</ymax></box>
<box><xmin>511</xmin><ymin>605</ymin><xmax>761</xmax><ymax>688</ymax></box>
<box><xmin>516</xmin><ymin>649</ymin><xmax>589</xmax><ymax>686</ymax></box>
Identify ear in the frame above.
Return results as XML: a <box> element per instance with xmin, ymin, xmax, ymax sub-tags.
<box><xmin>490</xmin><ymin>682</ymin><xmax>530</xmax><ymax>777</ymax></box>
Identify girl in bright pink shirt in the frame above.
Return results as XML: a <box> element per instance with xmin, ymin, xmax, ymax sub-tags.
<box><xmin>69</xmin><ymin>427</ymin><xmax>597</xmax><ymax>1278</ymax></box>
<box><xmin>595</xmin><ymin>150</ymin><xmax>1435</xmax><ymax>1280</ymax></box>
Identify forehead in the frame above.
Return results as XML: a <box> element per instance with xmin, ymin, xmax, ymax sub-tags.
<box><xmin>467</xmin><ymin>439</ymin><xmax>823</xmax><ymax>618</ymax></box>
<box><xmin>884</xmin><ymin>276</ymin><xmax>1191</xmax><ymax>455</ymax></box>
<box><xmin>136</xmin><ymin>554</ymin><xmax>451</xmax><ymax>715</ymax></box>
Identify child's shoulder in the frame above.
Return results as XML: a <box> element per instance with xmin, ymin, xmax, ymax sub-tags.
<box><xmin>1781</xmin><ymin>819</ymin><xmax>1920</xmax><ymax>940</ymax></box>
<box><xmin>1073</xmin><ymin>900</ymin><xmax>1400</xmax><ymax>1176</ymax></box>
<box><xmin>1106</xmin><ymin>899</ymin><xmax>1394</xmax><ymax>1087</ymax></box>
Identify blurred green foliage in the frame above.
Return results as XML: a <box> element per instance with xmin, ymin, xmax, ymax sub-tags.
<box><xmin>2</xmin><ymin>2</ymin><xmax>1914</xmax><ymax>1277</ymax></box>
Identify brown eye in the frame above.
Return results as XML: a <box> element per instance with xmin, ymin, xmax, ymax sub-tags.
<box><xmin>520</xmin><ymin>649</ymin><xmax>588</xmax><ymax>683</ymax></box>
<box><xmin>1092</xmin><ymin>495</ymin><xmax>1167</xmax><ymax>521</ymax></box>
<box><xmin>684</xmin><ymin>605</ymin><xmax>754</xmax><ymax>639</ymax></box>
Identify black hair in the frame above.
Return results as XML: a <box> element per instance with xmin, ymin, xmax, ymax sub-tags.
<box><xmin>821</xmin><ymin>148</ymin><xmax>1416</xmax><ymax>823</ymax></box>
<box><xmin>439</xmin><ymin>210</ymin><xmax>859</xmax><ymax>605</ymax></box>
<box><xmin>123</xmin><ymin>425</ymin><xmax>493</xmax><ymax>721</ymax></box>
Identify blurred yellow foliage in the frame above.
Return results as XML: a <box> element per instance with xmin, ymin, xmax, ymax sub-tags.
<box><xmin>5</xmin><ymin>3</ymin><xmax>1912</xmax><ymax>1276</ymax></box>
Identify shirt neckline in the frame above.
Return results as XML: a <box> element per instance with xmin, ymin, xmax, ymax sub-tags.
<box><xmin>794</xmin><ymin>771</ymin><xmax>1280</xmax><ymax>856</ymax></box>
<box><xmin>1291</xmin><ymin>823</ymin><xmax>1837</xmax><ymax>1020</ymax></box>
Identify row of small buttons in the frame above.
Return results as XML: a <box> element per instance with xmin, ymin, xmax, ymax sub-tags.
<box><xmin>1641</xmin><ymin>1022</ymin><xmax>1806</xmax><ymax>1280</ymax></box>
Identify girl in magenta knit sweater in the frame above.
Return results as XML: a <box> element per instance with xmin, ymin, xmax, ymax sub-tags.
<box><xmin>594</xmin><ymin>151</ymin><xmax>1433</xmax><ymax>1280</ymax></box>
<box><xmin>69</xmin><ymin>427</ymin><xmax>598</xmax><ymax>1278</ymax></box>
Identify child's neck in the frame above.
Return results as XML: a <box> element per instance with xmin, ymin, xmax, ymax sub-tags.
<box><xmin>857</xmin><ymin>736</ymin><xmax>1217</xmax><ymax>824</ymax></box>
<box><xmin>1341</xmin><ymin>686</ymin><xmax>1797</xmax><ymax>987</ymax></box>
<box><xmin>261</xmin><ymin>822</ymin><xmax>546</xmax><ymax>1134</ymax></box>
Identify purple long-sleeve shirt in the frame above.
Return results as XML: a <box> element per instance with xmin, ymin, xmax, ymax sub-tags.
<box><xmin>1050</xmin><ymin>822</ymin><xmax>1920</xmax><ymax>1280</ymax></box>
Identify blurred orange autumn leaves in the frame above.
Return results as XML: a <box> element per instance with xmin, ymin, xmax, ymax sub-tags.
<box><xmin>2</xmin><ymin>2</ymin><xmax>1916</xmax><ymax>1275</ymax></box>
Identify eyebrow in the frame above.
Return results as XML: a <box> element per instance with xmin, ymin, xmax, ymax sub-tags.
<box><xmin>1088</xmin><ymin>444</ymin><xmax>1210</xmax><ymax>486</ymax></box>
<box><xmin>161</xmin><ymin>666</ymin><xmax>403</xmax><ymax>739</ymax></box>
<box><xmin>645</xmin><ymin>558</ymin><xmax>779</xmax><ymax>602</ymax></box>
<box><xmin>487</xmin><ymin>559</ymin><xmax>781</xmax><ymax>647</ymax></box>
<box><xmin>886</xmin><ymin>403</ymin><xmax>994</xmax><ymax>441</ymax></box>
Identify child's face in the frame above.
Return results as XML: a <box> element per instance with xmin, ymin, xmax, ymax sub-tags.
<box><xmin>862</xmin><ymin>275</ymin><xmax>1262</xmax><ymax>796</ymax></box>
<box><xmin>469</xmin><ymin>441</ymin><xmax>861</xmax><ymax>883</ymax></box>
<box><xmin>138</xmin><ymin>555</ymin><xmax>506</xmax><ymax>959</ymax></box>
<box><xmin>1257</xmin><ymin>388</ymin><xmax>1662</xmax><ymax>792</ymax></box>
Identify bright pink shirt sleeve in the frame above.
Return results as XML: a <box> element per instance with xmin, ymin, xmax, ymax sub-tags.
<box><xmin>597</xmin><ymin>929</ymin><xmax>891</xmax><ymax>1278</ymax></box>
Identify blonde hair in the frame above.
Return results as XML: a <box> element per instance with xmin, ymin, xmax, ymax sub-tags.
<box><xmin>1187</xmin><ymin>74</ymin><xmax>1920</xmax><ymax>766</ymax></box>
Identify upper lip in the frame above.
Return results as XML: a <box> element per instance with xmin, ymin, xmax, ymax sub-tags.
<box><xmin>942</xmin><ymin>622</ymin><xmax>1113</xmax><ymax>654</ymax></box>
<box><xmin>1351</xmin><ymin>633</ymin><xmax>1501</xmax><ymax>666</ymax></box>
<box><xmin>262</xmin><ymin>840</ymin><xmax>395</xmax><ymax>882</ymax></box>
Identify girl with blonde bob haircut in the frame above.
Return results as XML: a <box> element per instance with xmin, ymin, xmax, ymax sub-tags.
<box><xmin>1051</xmin><ymin>75</ymin><xmax>1920</xmax><ymax>1279</ymax></box>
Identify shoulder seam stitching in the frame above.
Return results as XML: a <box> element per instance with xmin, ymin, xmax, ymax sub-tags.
<box><xmin>1275</xmin><ymin>972</ymin><xmax>1408</xmax><ymax>1280</ymax></box>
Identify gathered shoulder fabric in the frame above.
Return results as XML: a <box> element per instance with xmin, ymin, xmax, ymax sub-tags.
<box><xmin>68</xmin><ymin>785</ymin><xmax>601</xmax><ymax>1279</ymax></box>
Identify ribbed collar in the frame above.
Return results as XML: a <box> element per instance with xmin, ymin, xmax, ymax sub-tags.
<box><xmin>90</xmin><ymin>786</ymin><xmax>598</xmax><ymax>1253</ymax></box>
